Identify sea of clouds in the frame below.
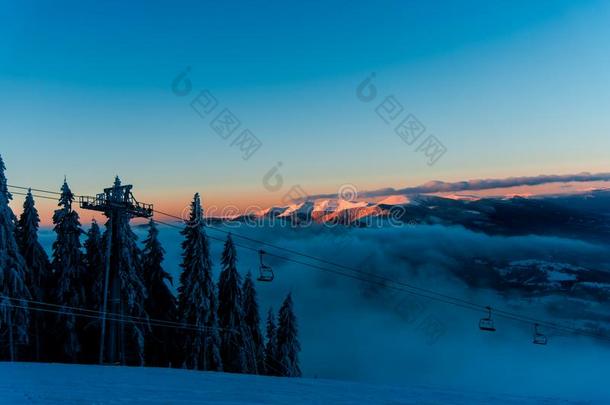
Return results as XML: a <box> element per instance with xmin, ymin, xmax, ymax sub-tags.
<box><xmin>38</xmin><ymin>222</ymin><xmax>610</xmax><ymax>400</ymax></box>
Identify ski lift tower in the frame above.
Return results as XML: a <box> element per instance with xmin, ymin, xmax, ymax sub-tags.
<box><xmin>79</xmin><ymin>177</ymin><xmax>153</xmax><ymax>365</ymax></box>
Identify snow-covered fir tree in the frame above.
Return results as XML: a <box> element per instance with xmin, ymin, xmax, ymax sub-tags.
<box><xmin>242</xmin><ymin>271</ymin><xmax>265</xmax><ymax>374</ymax></box>
<box><xmin>81</xmin><ymin>220</ymin><xmax>104</xmax><ymax>363</ymax></box>
<box><xmin>16</xmin><ymin>189</ymin><xmax>50</xmax><ymax>361</ymax></box>
<box><xmin>276</xmin><ymin>293</ymin><xmax>301</xmax><ymax>377</ymax></box>
<box><xmin>177</xmin><ymin>193</ymin><xmax>222</xmax><ymax>371</ymax></box>
<box><xmin>83</xmin><ymin>220</ymin><xmax>104</xmax><ymax>311</ymax></box>
<box><xmin>52</xmin><ymin>178</ymin><xmax>87</xmax><ymax>363</ymax></box>
<box><xmin>141</xmin><ymin>219</ymin><xmax>177</xmax><ymax>367</ymax></box>
<box><xmin>16</xmin><ymin>190</ymin><xmax>50</xmax><ymax>298</ymax></box>
<box><xmin>217</xmin><ymin>234</ymin><xmax>246</xmax><ymax>373</ymax></box>
<box><xmin>102</xmin><ymin>177</ymin><xmax>148</xmax><ymax>366</ymax></box>
<box><xmin>264</xmin><ymin>307</ymin><xmax>279</xmax><ymax>376</ymax></box>
<box><xmin>0</xmin><ymin>155</ymin><xmax>30</xmax><ymax>361</ymax></box>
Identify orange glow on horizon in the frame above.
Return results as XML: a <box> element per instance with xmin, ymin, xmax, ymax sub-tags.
<box><xmin>427</xmin><ymin>180</ymin><xmax>610</xmax><ymax>200</ymax></box>
<box><xmin>17</xmin><ymin>179</ymin><xmax>610</xmax><ymax>227</ymax></box>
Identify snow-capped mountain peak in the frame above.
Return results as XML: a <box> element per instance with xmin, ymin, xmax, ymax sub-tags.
<box><xmin>377</xmin><ymin>195</ymin><xmax>410</xmax><ymax>205</ymax></box>
<box><xmin>277</xmin><ymin>201</ymin><xmax>315</xmax><ymax>217</ymax></box>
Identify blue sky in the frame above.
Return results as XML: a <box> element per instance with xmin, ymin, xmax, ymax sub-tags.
<box><xmin>1</xmin><ymin>0</ymin><xmax>609</xmax><ymax>220</ymax></box>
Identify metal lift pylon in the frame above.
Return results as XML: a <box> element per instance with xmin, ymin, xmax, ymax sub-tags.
<box><xmin>79</xmin><ymin>177</ymin><xmax>153</xmax><ymax>365</ymax></box>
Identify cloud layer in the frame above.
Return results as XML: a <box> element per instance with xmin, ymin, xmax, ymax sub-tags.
<box><xmin>38</xmin><ymin>222</ymin><xmax>610</xmax><ymax>400</ymax></box>
<box><xmin>306</xmin><ymin>172</ymin><xmax>610</xmax><ymax>200</ymax></box>
<box><xmin>147</xmin><ymin>223</ymin><xmax>610</xmax><ymax>399</ymax></box>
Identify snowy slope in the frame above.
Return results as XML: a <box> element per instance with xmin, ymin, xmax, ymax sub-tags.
<box><xmin>378</xmin><ymin>195</ymin><xmax>410</xmax><ymax>205</ymax></box>
<box><xmin>0</xmin><ymin>363</ymin><xmax>599</xmax><ymax>404</ymax></box>
<box><xmin>277</xmin><ymin>201</ymin><xmax>314</xmax><ymax>218</ymax></box>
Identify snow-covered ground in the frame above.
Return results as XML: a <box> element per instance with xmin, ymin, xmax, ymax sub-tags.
<box><xmin>0</xmin><ymin>362</ymin><xmax>601</xmax><ymax>404</ymax></box>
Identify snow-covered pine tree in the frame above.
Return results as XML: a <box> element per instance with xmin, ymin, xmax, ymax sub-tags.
<box><xmin>52</xmin><ymin>178</ymin><xmax>87</xmax><ymax>363</ymax></box>
<box><xmin>102</xmin><ymin>177</ymin><xmax>148</xmax><ymax>366</ymax></box>
<box><xmin>81</xmin><ymin>220</ymin><xmax>104</xmax><ymax>363</ymax></box>
<box><xmin>177</xmin><ymin>193</ymin><xmax>222</xmax><ymax>371</ymax></box>
<box><xmin>217</xmin><ymin>234</ymin><xmax>246</xmax><ymax>373</ymax></box>
<box><xmin>276</xmin><ymin>293</ymin><xmax>302</xmax><ymax>377</ymax></box>
<box><xmin>264</xmin><ymin>307</ymin><xmax>279</xmax><ymax>376</ymax></box>
<box><xmin>0</xmin><ymin>154</ymin><xmax>30</xmax><ymax>361</ymax></box>
<box><xmin>141</xmin><ymin>219</ymin><xmax>177</xmax><ymax>367</ymax></box>
<box><xmin>16</xmin><ymin>189</ymin><xmax>50</xmax><ymax>361</ymax></box>
<box><xmin>83</xmin><ymin>220</ymin><xmax>104</xmax><ymax>311</ymax></box>
<box><xmin>242</xmin><ymin>271</ymin><xmax>265</xmax><ymax>374</ymax></box>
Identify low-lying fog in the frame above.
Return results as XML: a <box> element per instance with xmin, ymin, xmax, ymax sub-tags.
<box><xmin>38</xmin><ymin>222</ymin><xmax>610</xmax><ymax>400</ymax></box>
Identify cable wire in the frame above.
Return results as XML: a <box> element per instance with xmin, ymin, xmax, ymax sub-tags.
<box><xmin>0</xmin><ymin>294</ymin><xmax>237</xmax><ymax>334</ymax></box>
<box><xmin>151</xmin><ymin>219</ymin><xmax>610</xmax><ymax>342</ymax></box>
<box><xmin>8</xmin><ymin>185</ymin><xmax>610</xmax><ymax>342</ymax></box>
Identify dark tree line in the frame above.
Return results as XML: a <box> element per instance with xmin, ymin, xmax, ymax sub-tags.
<box><xmin>0</xmin><ymin>154</ymin><xmax>301</xmax><ymax>377</ymax></box>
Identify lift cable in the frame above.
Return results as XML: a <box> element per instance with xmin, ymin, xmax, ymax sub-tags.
<box><xmin>8</xmin><ymin>184</ymin><xmax>610</xmax><ymax>342</ymax></box>
<box><xmin>0</xmin><ymin>294</ymin><xmax>238</xmax><ymax>334</ymax></box>
<box><xmin>0</xmin><ymin>296</ymin><xmax>289</xmax><ymax>375</ymax></box>
<box><xmin>152</xmin><ymin>219</ymin><xmax>609</xmax><ymax>342</ymax></box>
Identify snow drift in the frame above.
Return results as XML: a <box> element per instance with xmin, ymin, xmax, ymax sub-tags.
<box><xmin>0</xmin><ymin>362</ymin><xmax>602</xmax><ymax>404</ymax></box>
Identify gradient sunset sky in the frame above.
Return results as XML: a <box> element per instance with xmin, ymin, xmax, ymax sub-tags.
<box><xmin>2</xmin><ymin>0</ymin><xmax>610</xmax><ymax>223</ymax></box>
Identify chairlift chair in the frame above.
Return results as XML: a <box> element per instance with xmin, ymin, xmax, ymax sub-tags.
<box><xmin>479</xmin><ymin>306</ymin><xmax>496</xmax><ymax>332</ymax></box>
<box><xmin>257</xmin><ymin>250</ymin><xmax>275</xmax><ymax>282</ymax></box>
<box><xmin>533</xmin><ymin>323</ymin><xmax>547</xmax><ymax>345</ymax></box>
